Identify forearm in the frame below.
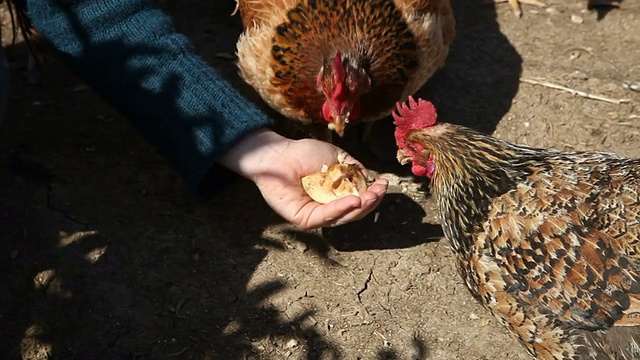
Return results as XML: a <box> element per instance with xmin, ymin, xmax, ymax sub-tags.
<box><xmin>25</xmin><ymin>0</ymin><xmax>272</xmax><ymax>189</ymax></box>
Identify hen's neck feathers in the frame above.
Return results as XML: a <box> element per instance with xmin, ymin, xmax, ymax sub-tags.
<box><xmin>415</xmin><ymin>126</ymin><xmax>536</xmax><ymax>252</ymax></box>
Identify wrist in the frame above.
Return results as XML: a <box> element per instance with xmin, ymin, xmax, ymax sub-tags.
<box><xmin>218</xmin><ymin>128</ymin><xmax>290</xmax><ymax>181</ymax></box>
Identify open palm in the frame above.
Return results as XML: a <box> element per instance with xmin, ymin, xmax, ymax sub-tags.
<box><xmin>219</xmin><ymin>129</ymin><xmax>388</xmax><ymax>230</ymax></box>
<box><xmin>253</xmin><ymin>138</ymin><xmax>388</xmax><ymax>229</ymax></box>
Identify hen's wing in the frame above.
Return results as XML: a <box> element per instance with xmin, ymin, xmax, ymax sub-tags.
<box><xmin>389</xmin><ymin>0</ymin><xmax>455</xmax><ymax>104</ymax></box>
<box><xmin>483</xmin><ymin>162</ymin><xmax>640</xmax><ymax>330</ymax></box>
<box><xmin>235</xmin><ymin>0</ymin><xmax>299</xmax><ymax>29</ymax></box>
<box><xmin>394</xmin><ymin>0</ymin><xmax>455</xmax><ymax>45</ymax></box>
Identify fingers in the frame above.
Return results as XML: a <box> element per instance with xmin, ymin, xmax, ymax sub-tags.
<box><xmin>330</xmin><ymin>178</ymin><xmax>388</xmax><ymax>225</ymax></box>
<box><xmin>294</xmin><ymin>195</ymin><xmax>361</xmax><ymax>230</ymax></box>
<box><xmin>366</xmin><ymin>178</ymin><xmax>389</xmax><ymax>199</ymax></box>
<box><xmin>295</xmin><ymin>178</ymin><xmax>389</xmax><ymax>230</ymax></box>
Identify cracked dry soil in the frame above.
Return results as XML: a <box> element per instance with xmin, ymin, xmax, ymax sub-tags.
<box><xmin>1</xmin><ymin>0</ymin><xmax>639</xmax><ymax>359</ymax></box>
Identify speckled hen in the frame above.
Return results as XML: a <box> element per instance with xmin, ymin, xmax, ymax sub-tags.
<box><xmin>394</xmin><ymin>97</ymin><xmax>640</xmax><ymax>360</ymax></box>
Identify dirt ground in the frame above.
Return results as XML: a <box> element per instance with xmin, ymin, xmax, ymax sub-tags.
<box><xmin>1</xmin><ymin>1</ymin><xmax>639</xmax><ymax>359</ymax></box>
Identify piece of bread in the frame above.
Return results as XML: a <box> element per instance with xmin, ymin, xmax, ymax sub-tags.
<box><xmin>301</xmin><ymin>162</ymin><xmax>368</xmax><ymax>204</ymax></box>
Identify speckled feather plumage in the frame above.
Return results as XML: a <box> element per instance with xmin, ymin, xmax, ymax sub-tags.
<box><xmin>404</xmin><ymin>124</ymin><xmax>640</xmax><ymax>359</ymax></box>
<box><xmin>235</xmin><ymin>0</ymin><xmax>455</xmax><ymax>126</ymax></box>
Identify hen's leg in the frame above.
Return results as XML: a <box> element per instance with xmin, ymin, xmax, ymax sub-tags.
<box><xmin>486</xmin><ymin>0</ymin><xmax>546</xmax><ymax>18</ymax></box>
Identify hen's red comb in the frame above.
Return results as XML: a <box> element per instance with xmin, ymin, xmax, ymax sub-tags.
<box><xmin>393</xmin><ymin>96</ymin><xmax>437</xmax><ymax>148</ymax></box>
<box><xmin>392</xmin><ymin>96</ymin><xmax>437</xmax><ymax>130</ymax></box>
<box><xmin>332</xmin><ymin>51</ymin><xmax>345</xmax><ymax>82</ymax></box>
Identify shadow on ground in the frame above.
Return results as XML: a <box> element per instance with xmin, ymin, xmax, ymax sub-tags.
<box><xmin>322</xmin><ymin>193</ymin><xmax>444</xmax><ymax>252</ymax></box>
<box><xmin>1</xmin><ymin>0</ymin><xmax>525</xmax><ymax>359</ymax></box>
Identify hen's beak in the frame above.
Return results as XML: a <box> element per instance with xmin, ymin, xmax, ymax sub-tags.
<box><xmin>328</xmin><ymin>115</ymin><xmax>349</xmax><ymax>137</ymax></box>
<box><xmin>396</xmin><ymin>149</ymin><xmax>413</xmax><ymax>165</ymax></box>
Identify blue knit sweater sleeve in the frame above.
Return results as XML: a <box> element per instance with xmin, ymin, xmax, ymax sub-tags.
<box><xmin>24</xmin><ymin>0</ymin><xmax>272</xmax><ymax>191</ymax></box>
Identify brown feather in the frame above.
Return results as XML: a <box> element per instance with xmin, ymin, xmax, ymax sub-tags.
<box><xmin>395</xmin><ymin>0</ymin><xmax>455</xmax><ymax>45</ymax></box>
<box><xmin>235</xmin><ymin>0</ymin><xmax>299</xmax><ymax>29</ymax></box>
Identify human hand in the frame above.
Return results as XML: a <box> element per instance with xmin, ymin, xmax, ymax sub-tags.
<box><xmin>218</xmin><ymin>128</ymin><xmax>388</xmax><ymax>229</ymax></box>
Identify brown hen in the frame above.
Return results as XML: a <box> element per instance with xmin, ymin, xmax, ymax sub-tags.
<box><xmin>234</xmin><ymin>0</ymin><xmax>455</xmax><ymax>139</ymax></box>
<box><xmin>394</xmin><ymin>97</ymin><xmax>640</xmax><ymax>360</ymax></box>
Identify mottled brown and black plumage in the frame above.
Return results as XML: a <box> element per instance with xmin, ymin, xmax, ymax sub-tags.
<box><xmin>235</xmin><ymin>0</ymin><xmax>455</xmax><ymax>137</ymax></box>
<box><xmin>394</xmin><ymin>98</ymin><xmax>640</xmax><ymax>359</ymax></box>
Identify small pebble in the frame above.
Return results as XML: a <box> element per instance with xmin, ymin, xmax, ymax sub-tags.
<box><xmin>570</xmin><ymin>70</ymin><xmax>588</xmax><ymax>80</ymax></box>
<box><xmin>571</xmin><ymin>14</ymin><xmax>584</xmax><ymax>24</ymax></box>
<box><xmin>545</xmin><ymin>7</ymin><xmax>559</xmax><ymax>15</ymax></box>
<box><xmin>297</xmin><ymin>242</ymin><xmax>308</xmax><ymax>253</ymax></box>
<box><xmin>285</xmin><ymin>339</ymin><xmax>298</xmax><ymax>349</ymax></box>
<box><xmin>623</xmin><ymin>81</ymin><xmax>640</xmax><ymax>92</ymax></box>
<box><xmin>569</xmin><ymin>51</ymin><xmax>581</xmax><ymax>61</ymax></box>
<box><xmin>469</xmin><ymin>313</ymin><xmax>480</xmax><ymax>320</ymax></box>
